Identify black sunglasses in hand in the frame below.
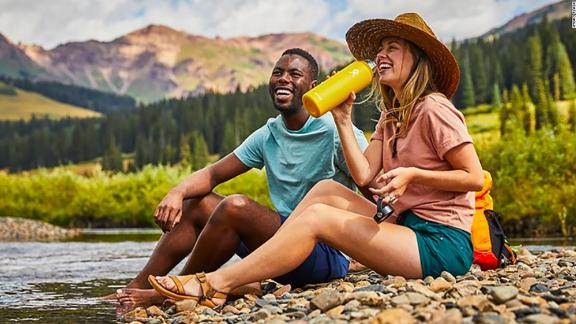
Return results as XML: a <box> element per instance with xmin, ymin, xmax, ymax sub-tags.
<box><xmin>373</xmin><ymin>196</ymin><xmax>396</xmax><ymax>224</ymax></box>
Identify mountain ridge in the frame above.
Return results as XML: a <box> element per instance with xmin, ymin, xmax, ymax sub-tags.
<box><xmin>1</xmin><ymin>27</ymin><xmax>351</xmax><ymax>102</ymax></box>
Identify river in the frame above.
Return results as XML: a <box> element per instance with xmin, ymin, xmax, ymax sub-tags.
<box><xmin>0</xmin><ymin>230</ymin><xmax>573</xmax><ymax>323</ymax></box>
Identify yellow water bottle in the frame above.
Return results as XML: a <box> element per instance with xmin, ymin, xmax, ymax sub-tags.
<box><xmin>303</xmin><ymin>60</ymin><xmax>376</xmax><ymax>117</ymax></box>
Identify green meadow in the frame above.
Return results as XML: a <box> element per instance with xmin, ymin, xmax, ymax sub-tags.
<box><xmin>0</xmin><ymin>83</ymin><xmax>101</xmax><ymax>121</ymax></box>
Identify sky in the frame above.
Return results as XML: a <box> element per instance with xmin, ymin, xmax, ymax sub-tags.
<box><xmin>0</xmin><ymin>0</ymin><xmax>563</xmax><ymax>49</ymax></box>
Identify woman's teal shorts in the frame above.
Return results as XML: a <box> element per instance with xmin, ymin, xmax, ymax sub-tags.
<box><xmin>399</xmin><ymin>210</ymin><xmax>473</xmax><ymax>278</ymax></box>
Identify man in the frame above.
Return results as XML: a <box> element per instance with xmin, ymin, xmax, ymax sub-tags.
<box><xmin>114</xmin><ymin>48</ymin><xmax>368</xmax><ymax>307</ymax></box>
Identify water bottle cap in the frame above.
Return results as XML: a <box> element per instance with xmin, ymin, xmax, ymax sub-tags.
<box><xmin>365</xmin><ymin>60</ymin><xmax>376</xmax><ymax>70</ymax></box>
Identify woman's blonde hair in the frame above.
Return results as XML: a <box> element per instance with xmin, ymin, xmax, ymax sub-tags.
<box><xmin>365</xmin><ymin>41</ymin><xmax>439</xmax><ymax>144</ymax></box>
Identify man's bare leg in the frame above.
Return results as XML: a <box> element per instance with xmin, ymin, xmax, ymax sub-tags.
<box><xmin>116</xmin><ymin>194</ymin><xmax>280</xmax><ymax>307</ymax></box>
<box><xmin>105</xmin><ymin>193</ymin><xmax>222</xmax><ymax>304</ymax></box>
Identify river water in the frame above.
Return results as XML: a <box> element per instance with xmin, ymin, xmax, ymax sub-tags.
<box><xmin>0</xmin><ymin>230</ymin><xmax>573</xmax><ymax>323</ymax></box>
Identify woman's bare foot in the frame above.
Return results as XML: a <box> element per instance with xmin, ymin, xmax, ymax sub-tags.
<box><xmin>117</xmin><ymin>288</ymin><xmax>166</xmax><ymax>308</ymax></box>
<box><xmin>229</xmin><ymin>282</ymin><xmax>262</xmax><ymax>296</ymax></box>
<box><xmin>155</xmin><ymin>274</ymin><xmax>227</xmax><ymax>307</ymax></box>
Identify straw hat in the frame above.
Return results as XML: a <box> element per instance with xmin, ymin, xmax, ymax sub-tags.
<box><xmin>345</xmin><ymin>13</ymin><xmax>460</xmax><ymax>99</ymax></box>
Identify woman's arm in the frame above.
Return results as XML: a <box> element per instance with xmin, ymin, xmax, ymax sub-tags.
<box><xmin>369</xmin><ymin>142</ymin><xmax>484</xmax><ymax>197</ymax></box>
<box><xmin>332</xmin><ymin>93</ymin><xmax>383</xmax><ymax>187</ymax></box>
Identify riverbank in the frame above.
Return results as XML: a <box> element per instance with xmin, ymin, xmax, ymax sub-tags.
<box><xmin>0</xmin><ymin>216</ymin><xmax>80</xmax><ymax>241</ymax></box>
<box><xmin>124</xmin><ymin>248</ymin><xmax>576</xmax><ymax>323</ymax></box>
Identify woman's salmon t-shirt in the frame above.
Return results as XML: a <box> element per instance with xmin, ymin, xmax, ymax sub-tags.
<box><xmin>371</xmin><ymin>94</ymin><xmax>475</xmax><ymax>233</ymax></box>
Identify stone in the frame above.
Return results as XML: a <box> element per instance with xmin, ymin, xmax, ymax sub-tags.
<box><xmin>354</xmin><ymin>284</ymin><xmax>387</xmax><ymax>293</ymax></box>
<box><xmin>124</xmin><ymin>307</ymin><xmax>148</xmax><ymax>321</ymax></box>
<box><xmin>349</xmin><ymin>291</ymin><xmax>385</xmax><ymax>306</ymax></box>
<box><xmin>222</xmin><ymin>305</ymin><xmax>240</xmax><ymax>315</ymax></box>
<box><xmin>408</xmin><ymin>282</ymin><xmax>441</xmax><ymax>300</ymax></box>
<box><xmin>391</xmin><ymin>294</ymin><xmax>410</xmax><ymax>306</ymax></box>
<box><xmin>310</xmin><ymin>289</ymin><xmax>343</xmax><ymax>312</ymax></box>
<box><xmin>250</xmin><ymin>309</ymin><xmax>271</xmax><ymax>321</ymax></box>
<box><xmin>530</xmin><ymin>283</ymin><xmax>550</xmax><ymax>293</ymax></box>
<box><xmin>457</xmin><ymin>295</ymin><xmax>490</xmax><ymax>311</ymax></box>
<box><xmin>372</xmin><ymin>308</ymin><xmax>415</xmax><ymax>324</ymax></box>
<box><xmin>326</xmin><ymin>305</ymin><xmax>345</xmax><ymax>318</ymax></box>
<box><xmin>146</xmin><ymin>305</ymin><xmax>167</xmax><ymax>318</ymax></box>
<box><xmin>343</xmin><ymin>299</ymin><xmax>361</xmax><ymax>311</ymax></box>
<box><xmin>308</xmin><ymin>309</ymin><xmax>321</xmax><ymax>318</ymax></box>
<box><xmin>491</xmin><ymin>286</ymin><xmax>519</xmax><ymax>304</ymax></box>
<box><xmin>520</xmin><ymin>278</ymin><xmax>539</xmax><ymax>292</ymax></box>
<box><xmin>441</xmin><ymin>271</ymin><xmax>456</xmax><ymax>284</ymax></box>
<box><xmin>175</xmin><ymin>299</ymin><xmax>198</xmax><ymax>313</ymax></box>
<box><xmin>430</xmin><ymin>308</ymin><xmax>462</xmax><ymax>324</ymax></box>
<box><xmin>385</xmin><ymin>276</ymin><xmax>407</xmax><ymax>288</ymax></box>
<box><xmin>405</xmin><ymin>292</ymin><xmax>429</xmax><ymax>305</ymax></box>
<box><xmin>523</xmin><ymin>314</ymin><xmax>560</xmax><ymax>324</ymax></box>
<box><xmin>472</xmin><ymin>312</ymin><xmax>506</xmax><ymax>324</ymax></box>
<box><xmin>429</xmin><ymin>277</ymin><xmax>452</xmax><ymax>293</ymax></box>
<box><xmin>338</xmin><ymin>282</ymin><xmax>355</xmax><ymax>292</ymax></box>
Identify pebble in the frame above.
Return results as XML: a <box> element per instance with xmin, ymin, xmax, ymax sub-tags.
<box><xmin>122</xmin><ymin>248</ymin><xmax>576</xmax><ymax>323</ymax></box>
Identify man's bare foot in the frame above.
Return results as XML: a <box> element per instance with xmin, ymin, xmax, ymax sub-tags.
<box><xmin>116</xmin><ymin>288</ymin><xmax>166</xmax><ymax>308</ymax></box>
<box><xmin>101</xmin><ymin>292</ymin><xmax>118</xmax><ymax>301</ymax></box>
<box><xmin>155</xmin><ymin>274</ymin><xmax>227</xmax><ymax>307</ymax></box>
<box><xmin>349</xmin><ymin>259</ymin><xmax>370</xmax><ymax>274</ymax></box>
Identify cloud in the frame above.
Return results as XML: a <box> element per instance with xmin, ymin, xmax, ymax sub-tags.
<box><xmin>0</xmin><ymin>0</ymin><xmax>558</xmax><ymax>49</ymax></box>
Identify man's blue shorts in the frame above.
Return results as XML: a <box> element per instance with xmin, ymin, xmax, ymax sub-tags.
<box><xmin>235</xmin><ymin>214</ymin><xmax>349</xmax><ymax>288</ymax></box>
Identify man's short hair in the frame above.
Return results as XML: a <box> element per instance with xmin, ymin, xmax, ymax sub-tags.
<box><xmin>281</xmin><ymin>48</ymin><xmax>319</xmax><ymax>80</ymax></box>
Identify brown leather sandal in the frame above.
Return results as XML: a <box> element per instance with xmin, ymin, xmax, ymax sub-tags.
<box><xmin>195</xmin><ymin>272</ymin><xmax>228</xmax><ymax>308</ymax></box>
<box><xmin>148</xmin><ymin>272</ymin><xmax>227</xmax><ymax>307</ymax></box>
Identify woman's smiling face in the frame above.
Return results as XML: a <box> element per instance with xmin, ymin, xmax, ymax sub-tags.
<box><xmin>375</xmin><ymin>37</ymin><xmax>415</xmax><ymax>95</ymax></box>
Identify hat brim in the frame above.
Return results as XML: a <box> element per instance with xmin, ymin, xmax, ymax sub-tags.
<box><xmin>346</xmin><ymin>19</ymin><xmax>460</xmax><ymax>99</ymax></box>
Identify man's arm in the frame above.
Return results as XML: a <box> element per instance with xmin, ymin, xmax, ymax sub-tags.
<box><xmin>155</xmin><ymin>153</ymin><xmax>250</xmax><ymax>232</ymax></box>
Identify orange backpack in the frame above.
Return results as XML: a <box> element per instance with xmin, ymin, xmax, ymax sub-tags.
<box><xmin>471</xmin><ymin>171</ymin><xmax>517</xmax><ymax>270</ymax></box>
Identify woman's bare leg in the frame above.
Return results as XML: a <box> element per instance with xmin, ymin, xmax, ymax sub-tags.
<box><xmin>154</xmin><ymin>194</ymin><xmax>421</xmax><ymax>305</ymax></box>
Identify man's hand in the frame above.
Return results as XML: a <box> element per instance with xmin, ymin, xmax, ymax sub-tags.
<box><xmin>154</xmin><ymin>189</ymin><xmax>185</xmax><ymax>233</ymax></box>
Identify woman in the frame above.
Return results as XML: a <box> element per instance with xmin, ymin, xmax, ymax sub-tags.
<box><xmin>148</xmin><ymin>12</ymin><xmax>484</xmax><ymax>307</ymax></box>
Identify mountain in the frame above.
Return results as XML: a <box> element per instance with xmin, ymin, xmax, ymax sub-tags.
<box><xmin>0</xmin><ymin>26</ymin><xmax>351</xmax><ymax>102</ymax></box>
<box><xmin>481</xmin><ymin>0</ymin><xmax>570</xmax><ymax>40</ymax></box>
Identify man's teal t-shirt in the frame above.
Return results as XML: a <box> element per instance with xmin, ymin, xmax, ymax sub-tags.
<box><xmin>233</xmin><ymin>113</ymin><xmax>368</xmax><ymax>217</ymax></box>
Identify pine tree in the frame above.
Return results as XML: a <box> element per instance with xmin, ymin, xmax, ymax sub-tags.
<box><xmin>190</xmin><ymin>131</ymin><xmax>209</xmax><ymax>170</ymax></box>
<box><xmin>534</xmin><ymin>79</ymin><xmax>549</xmax><ymax>130</ymax></box>
<box><xmin>557</xmin><ymin>42</ymin><xmax>576</xmax><ymax>99</ymax></box>
<box><xmin>470</xmin><ymin>44</ymin><xmax>489</xmax><ymax>104</ymax></box>
<box><xmin>460</xmin><ymin>53</ymin><xmax>476</xmax><ymax>108</ymax></box>
<box><xmin>528</xmin><ymin>34</ymin><xmax>543</xmax><ymax>101</ymax></box>
<box><xmin>492</xmin><ymin>83</ymin><xmax>501</xmax><ymax>109</ymax></box>
<box><xmin>102</xmin><ymin>135</ymin><xmax>123</xmax><ymax>172</ymax></box>
<box><xmin>521</xmin><ymin>84</ymin><xmax>535</xmax><ymax>135</ymax></box>
<box><xmin>510</xmin><ymin>85</ymin><xmax>523</xmax><ymax>127</ymax></box>
<box><xmin>219</xmin><ymin>122</ymin><xmax>236</xmax><ymax>157</ymax></box>
<box><xmin>545</xmin><ymin>80</ymin><xmax>559</xmax><ymax>129</ymax></box>
<box><xmin>178</xmin><ymin>135</ymin><xmax>191</xmax><ymax>169</ymax></box>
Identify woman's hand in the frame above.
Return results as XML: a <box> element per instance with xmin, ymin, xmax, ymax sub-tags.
<box><xmin>154</xmin><ymin>189</ymin><xmax>185</xmax><ymax>232</ymax></box>
<box><xmin>369</xmin><ymin>167</ymin><xmax>417</xmax><ymax>203</ymax></box>
<box><xmin>331</xmin><ymin>92</ymin><xmax>355</xmax><ymax>124</ymax></box>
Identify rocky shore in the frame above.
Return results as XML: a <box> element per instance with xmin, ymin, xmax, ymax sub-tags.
<box><xmin>0</xmin><ymin>216</ymin><xmax>80</xmax><ymax>241</ymax></box>
<box><xmin>122</xmin><ymin>248</ymin><xmax>576</xmax><ymax>323</ymax></box>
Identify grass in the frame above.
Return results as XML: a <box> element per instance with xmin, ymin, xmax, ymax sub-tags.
<box><xmin>0</xmin><ymin>83</ymin><xmax>101</xmax><ymax>121</ymax></box>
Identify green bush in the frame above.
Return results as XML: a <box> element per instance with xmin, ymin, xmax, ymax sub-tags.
<box><xmin>0</xmin><ymin>165</ymin><xmax>271</xmax><ymax>228</ymax></box>
<box><xmin>478</xmin><ymin>127</ymin><xmax>576</xmax><ymax>236</ymax></box>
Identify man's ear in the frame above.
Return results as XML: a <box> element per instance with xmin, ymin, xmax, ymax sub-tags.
<box><xmin>311</xmin><ymin>80</ymin><xmax>317</xmax><ymax>88</ymax></box>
